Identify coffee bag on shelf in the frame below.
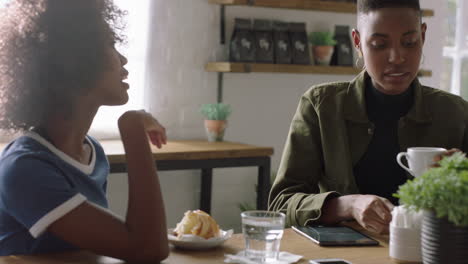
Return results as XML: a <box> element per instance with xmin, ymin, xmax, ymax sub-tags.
<box><xmin>332</xmin><ymin>25</ymin><xmax>353</xmax><ymax>66</ymax></box>
<box><xmin>253</xmin><ymin>19</ymin><xmax>274</xmax><ymax>63</ymax></box>
<box><xmin>229</xmin><ymin>18</ymin><xmax>255</xmax><ymax>62</ymax></box>
<box><xmin>273</xmin><ymin>21</ymin><xmax>292</xmax><ymax>64</ymax></box>
<box><xmin>289</xmin><ymin>22</ymin><xmax>310</xmax><ymax>65</ymax></box>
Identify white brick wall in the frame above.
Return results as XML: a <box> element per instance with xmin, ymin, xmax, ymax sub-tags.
<box><xmin>107</xmin><ymin>0</ymin><xmax>444</xmax><ymax>231</ymax></box>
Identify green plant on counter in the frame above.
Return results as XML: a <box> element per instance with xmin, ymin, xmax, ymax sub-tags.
<box><xmin>395</xmin><ymin>152</ymin><xmax>468</xmax><ymax>227</ymax></box>
<box><xmin>200</xmin><ymin>103</ymin><xmax>232</xmax><ymax>120</ymax></box>
<box><xmin>308</xmin><ymin>31</ymin><xmax>337</xmax><ymax>46</ymax></box>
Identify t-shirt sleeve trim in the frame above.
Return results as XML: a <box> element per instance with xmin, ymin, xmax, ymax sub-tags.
<box><xmin>29</xmin><ymin>193</ymin><xmax>87</xmax><ymax>238</ymax></box>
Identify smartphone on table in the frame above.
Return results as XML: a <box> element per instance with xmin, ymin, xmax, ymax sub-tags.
<box><xmin>309</xmin><ymin>259</ymin><xmax>352</xmax><ymax>264</ymax></box>
<box><xmin>292</xmin><ymin>225</ymin><xmax>379</xmax><ymax>246</ymax></box>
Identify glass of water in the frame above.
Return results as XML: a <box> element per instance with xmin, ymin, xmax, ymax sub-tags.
<box><xmin>241</xmin><ymin>210</ymin><xmax>286</xmax><ymax>263</ymax></box>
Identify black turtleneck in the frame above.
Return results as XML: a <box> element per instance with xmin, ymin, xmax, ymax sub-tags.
<box><xmin>353</xmin><ymin>79</ymin><xmax>414</xmax><ymax>205</ymax></box>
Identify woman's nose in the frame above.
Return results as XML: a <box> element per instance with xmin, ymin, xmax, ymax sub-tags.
<box><xmin>388</xmin><ymin>48</ymin><xmax>405</xmax><ymax>64</ymax></box>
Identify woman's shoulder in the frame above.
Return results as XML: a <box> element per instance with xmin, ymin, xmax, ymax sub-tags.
<box><xmin>0</xmin><ymin>136</ymin><xmax>57</xmax><ymax>185</ymax></box>
<box><xmin>420</xmin><ymin>85</ymin><xmax>468</xmax><ymax>109</ymax></box>
<box><xmin>0</xmin><ymin>136</ymin><xmax>50</xmax><ymax>161</ymax></box>
<box><xmin>301</xmin><ymin>81</ymin><xmax>350</xmax><ymax>106</ymax></box>
<box><xmin>303</xmin><ymin>82</ymin><xmax>350</xmax><ymax>100</ymax></box>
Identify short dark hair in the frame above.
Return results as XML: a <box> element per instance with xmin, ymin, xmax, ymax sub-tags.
<box><xmin>0</xmin><ymin>0</ymin><xmax>126</xmax><ymax>132</ymax></box>
<box><xmin>358</xmin><ymin>0</ymin><xmax>421</xmax><ymax>14</ymax></box>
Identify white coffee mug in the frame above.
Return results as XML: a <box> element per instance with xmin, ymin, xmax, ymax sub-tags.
<box><xmin>396</xmin><ymin>147</ymin><xmax>446</xmax><ymax>177</ymax></box>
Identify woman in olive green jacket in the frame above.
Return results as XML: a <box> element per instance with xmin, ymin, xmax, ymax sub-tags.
<box><xmin>269</xmin><ymin>0</ymin><xmax>468</xmax><ymax>234</ymax></box>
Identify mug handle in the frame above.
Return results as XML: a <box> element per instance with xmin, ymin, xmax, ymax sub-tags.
<box><xmin>396</xmin><ymin>152</ymin><xmax>415</xmax><ymax>177</ymax></box>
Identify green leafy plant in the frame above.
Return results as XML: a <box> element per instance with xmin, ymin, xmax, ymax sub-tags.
<box><xmin>199</xmin><ymin>103</ymin><xmax>232</xmax><ymax>120</ymax></box>
<box><xmin>308</xmin><ymin>31</ymin><xmax>337</xmax><ymax>46</ymax></box>
<box><xmin>395</xmin><ymin>152</ymin><xmax>468</xmax><ymax>227</ymax></box>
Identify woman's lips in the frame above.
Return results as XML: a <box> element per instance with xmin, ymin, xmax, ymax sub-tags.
<box><xmin>121</xmin><ymin>69</ymin><xmax>129</xmax><ymax>89</ymax></box>
<box><xmin>121</xmin><ymin>76</ymin><xmax>129</xmax><ymax>89</ymax></box>
<box><xmin>383</xmin><ymin>72</ymin><xmax>410</xmax><ymax>82</ymax></box>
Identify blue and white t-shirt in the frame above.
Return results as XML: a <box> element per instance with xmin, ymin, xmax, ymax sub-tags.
<box><xmin>0</xmin><ymin>132</ymin><xmax>110</xmax><ymax>256</ymax></box>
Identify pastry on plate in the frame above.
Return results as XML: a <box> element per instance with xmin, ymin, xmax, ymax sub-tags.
<box><xmin>173</xmin><ymin>210</ymin><xmax>220</xmax><ymax>239</ymax></box>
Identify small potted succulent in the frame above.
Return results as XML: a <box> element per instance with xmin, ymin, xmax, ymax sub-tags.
<box><xmin>395</xmin><ymin>152</ymin><xmax>468</xmax><ymax>264</ymax></box>
<box><xmin>200</xmin><ymin>103</ymin><xmax>232</xmax><ymax>142</ymax></box>
<box><xmin>308</xmin><ymin>31</ymin><xmax>337</xmax><ymax>66</ymax></box>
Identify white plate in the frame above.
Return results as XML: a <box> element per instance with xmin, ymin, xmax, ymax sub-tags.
<box><xmin>168</xmin><ymin>228</ymin><xmax>233</xmax><ymax>250</ymax></box>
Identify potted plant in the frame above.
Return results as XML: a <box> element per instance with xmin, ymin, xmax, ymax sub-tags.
<box><xmin>395</xmin><ymin>152</ymin><xmax>468</xmax><ymax>264</ymax></box>
<box><xmin>308</xmin><ymin>31</ymin><xmax>337</xmax><ymax>66</ymax></box>
<box><xmin>200</xmin><ymin>103</ymin><xmax>232</xmax><ymax>142</ymax></box>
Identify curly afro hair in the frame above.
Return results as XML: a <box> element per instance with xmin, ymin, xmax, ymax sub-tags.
<box><xmin>0</xmin><ymin>0</ymin><xmax>126</xmax><ymax>132</ymax></box>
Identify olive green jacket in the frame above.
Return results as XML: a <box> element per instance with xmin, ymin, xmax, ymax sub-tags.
<box><xmin>269</xmin><ymin>71</ymin><xmax>468</xmax><ymax>227</ymax></box>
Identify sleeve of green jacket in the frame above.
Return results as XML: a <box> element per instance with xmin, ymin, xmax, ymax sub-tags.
<box><xmin>268</xmin><ymin>93</ymin><xmax>339</xmax><ymax>227</ymax></box>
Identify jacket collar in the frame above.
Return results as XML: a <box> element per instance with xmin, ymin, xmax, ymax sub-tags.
<box><xmin>343</xmin><ymin>71</ymin><xmax>432</xmax><ymax>124</ymax></box>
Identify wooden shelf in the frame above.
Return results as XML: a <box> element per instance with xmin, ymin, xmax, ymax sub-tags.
<box><xmin>209</xmin><ymin>0</ymin><xmax>434</xmax><ymax>17</ymax></box>
<box><xmin>418</xmin><ymin>69</ymin><xmax>432</xmax><ymax>77</ymax></box>
<box><xmin>206</xmin><ymin>62</ymin><xmax>432</xmax><ymax>77</ymax></box>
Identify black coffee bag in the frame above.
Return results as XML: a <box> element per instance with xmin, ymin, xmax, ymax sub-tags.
<box><xmin>273</xmin><ymin>21</ymin><xmax>292</xmax><ymax>64</ymax></box>
<box><xmin>229</xmin><ymin>18</ymin><xmax>255</xmax><ymax>63</ymax></box>
<box><xmin>289</xmin><ymin>22</ymin><xmax>310</xmax><ymax>65</ymax></box>
<box><xmin>253</xmin><ymin>19</ymin><xmax>274</xmax><ymax>63</ymax></box>
<box><xmin>333</xmin><ymin>25</ymin><xmax>353</xmax><ymax>66</ymax></box>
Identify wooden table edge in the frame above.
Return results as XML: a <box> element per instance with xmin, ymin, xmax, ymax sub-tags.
<box><xmin>102</xmin><ymin>140</ymin><xmax>275</xmax><ymax>164</ymax></box>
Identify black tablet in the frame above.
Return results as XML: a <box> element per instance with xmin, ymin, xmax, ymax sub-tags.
<box><xmin>292</xmin><ymin>225</ymin><xmax>379</xmax><ymax>246</ymax></box>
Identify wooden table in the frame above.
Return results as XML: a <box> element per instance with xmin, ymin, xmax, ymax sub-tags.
<box><xmin>100</xmin><ymin>140</ymin><xmax>273</xmax><ymax>212</ymax></box>
<box><xmin>0</xmin><ymin>139</ymin><xmax>273</xmax><ymax>213</ymax></box>
<box><xmin>0</xmin><ymin>224</ymin><xmax>394</xmax><ymax>264</ymax></box>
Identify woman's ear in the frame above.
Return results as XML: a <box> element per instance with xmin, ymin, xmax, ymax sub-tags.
<box><xmin>421</xmin><ymin>22</ymin><xmax>427</xmax><ymax>44</ymax></box>
<box><xmin>352</xmin><ymin>29</ymin><xmax>361</xmax><ymax>53</ymax></box>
